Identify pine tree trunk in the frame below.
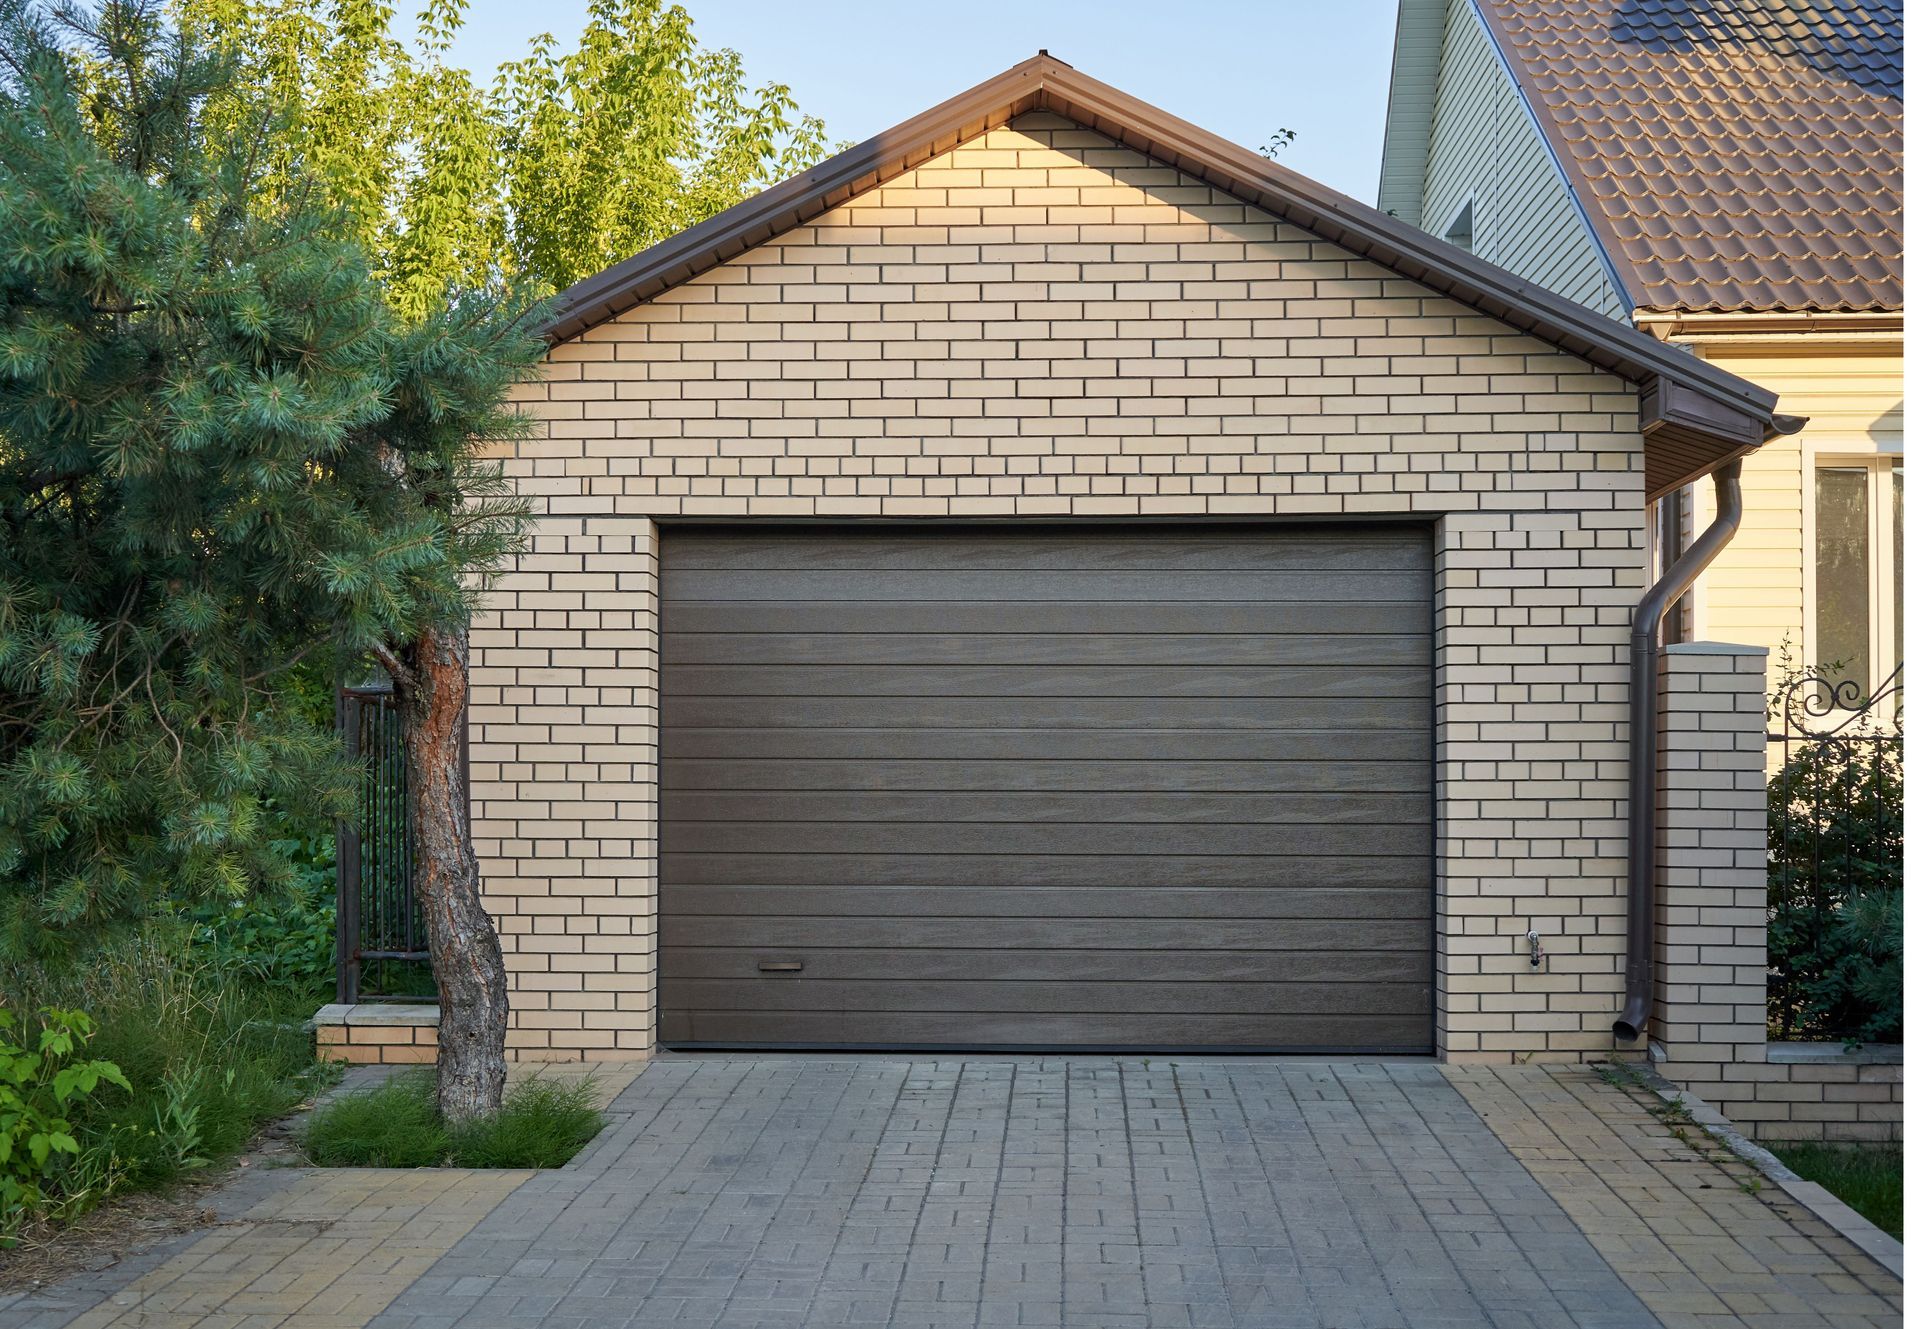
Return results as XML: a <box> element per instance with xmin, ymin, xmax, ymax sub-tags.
<box><xmin>398</xmin><ymin>621</ymin><xmax>507</xmax><ymax>1123</ymax></box>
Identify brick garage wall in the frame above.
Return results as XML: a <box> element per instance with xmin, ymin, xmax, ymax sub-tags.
<box><xmin>475</xmin><ymin>111</ymin><xmax>1649</xmax><ymax>1062</ymax></box>
<box><xmin>1650</xmin><ymin>643</ymin><xmax>1901</xmax><ymax>1143</ymax></box>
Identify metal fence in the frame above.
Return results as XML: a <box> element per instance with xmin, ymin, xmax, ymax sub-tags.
<box><xmin>335</xmin><ymin>679</ymin><xmax>434</xmax><ymax>1003</ymax></box>
<box><xmin>1766</xmin><ymin>664</ymin><xmax>1903</xmax><ymax>1040</ymax></box>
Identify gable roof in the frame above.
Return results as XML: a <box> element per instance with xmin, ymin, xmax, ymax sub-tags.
<box><xmin>541</xmin><ymin>53</ymin><xmax>1799</xmax><ymax>499</ymax></box>
<box><xmin>1391</xmin><ymin>0</ymin><xmax>1903</xmax><ymax>315</ymax></box>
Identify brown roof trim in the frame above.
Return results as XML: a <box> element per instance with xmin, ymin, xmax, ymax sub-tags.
<box><xmin>539</xmin><ymin>53</ymin><xmax>1791</xmax><ymax>496</ymax></box>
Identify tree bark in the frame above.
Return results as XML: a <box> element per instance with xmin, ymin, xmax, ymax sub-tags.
<box><xmin>397</xmin><ymin>620</ymin><xmax>507</xmax><ymax>1122</ymax></box>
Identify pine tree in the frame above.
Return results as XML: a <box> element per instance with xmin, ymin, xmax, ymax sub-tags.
<box><xmin>0</xmin><ymin>0</ymin><xmax>541</xmax><ymax>1116</ymax></box>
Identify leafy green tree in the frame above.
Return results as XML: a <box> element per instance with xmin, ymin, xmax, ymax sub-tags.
<box><xmin>0</xmin><ymin>0</ymin><xmax>541</xmax><ymax>1115</ymax></box>
<box><xmin>494</xmin><ymin>0</ymin><xmax>831</xmax><ymax>292</ymax></box>
<box><xmin>175</xmin><ymin>0</ymin><xmax>831</xmax><ymax>316</ymax></box>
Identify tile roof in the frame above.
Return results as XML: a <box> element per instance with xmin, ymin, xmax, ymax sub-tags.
<box><xmin>1480</xmin><ymin>0</ymin><xmax>1903</xmax><ymax>314</ymax></box>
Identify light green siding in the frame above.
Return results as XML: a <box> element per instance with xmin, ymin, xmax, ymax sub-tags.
<box><xmin>1376</xmin><ymin>0</ymin><xmax>1447</xmax><ymax>223</ymax></box>
<box><xmin>1419</xmin><ymin>0</ymin><xmax>1627</xmax><ymax>321</ymax></box>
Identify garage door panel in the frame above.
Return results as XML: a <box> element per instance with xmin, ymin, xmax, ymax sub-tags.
<box><xmin>660</xmin><ymin>525</ymin><xmax>1434</xmax><ymax>1052</ymax></box>
<box><xmin>665</xmin><ymin>727</ymin><xmax>1431</xmax><ymax>762</ymax></box>
<box><xmin>668</xmin><ymin>531</ymin><xmax>1432</xmax><ymax>573</ymax></box>
<box><xmin>665</xmin><ymin>663</ymin><xmax>1428</xmax><ymax>700</ymax></box>
<box><xmin>664</xmin><ymin>694</ymin><xmax>1428</xmax><ymax>731</ymax></box>
<box><xmin>663</xmin><ymin>568</ymin><xmax>1431</xmax><ymax>603</ymax></box>
<box><xmin>657</xmin><ymin>1009</ymin><xmax>1433</xmax><ymax>1052</ymax></box>
<box><xmin>667</xmin><ymin>979</ymin><xmax>1432</xmax><ymax>1017</ymax></box>
<box><xmin>664</xmin><ymin>632</ymin><xmax>1432</xmax><ymax>669</ymax></box>
<box><xmin>662</xmin><ymin>885</ymin><xmax>1433</xmax><ymax>919</ymax></box>
<box><xmin>663</xmin><ymin>947</ymin><xmax>1426</xmax><ymax>982</ymax></box>
<box><xmin>666</xmin><ymin>820</ymin><xmax>1431</xmax><ymax>857</ymax></box>
<box><xmin>664</xmin><ymin>758</ymin><xmax>1430</xmax><ymax>794</ymax></box>
<box><xmin>661</xmin><ymin>915</ymin><xmax>1431</xmax><ymax>953</ymax></box>
<box><xmin>665</xmin><ymin>600</ymin><xmax>1425</xmax><ymax>636</ymax></box>
<box><xmin>664</xmin><ymin>790</ymin><xmax>1432</xmax><ymax>826</ymax></box>
<box><xmin>666</xmin><ymin>853</ymin><xmax>1427</xmax><ymax>889</ymax></box>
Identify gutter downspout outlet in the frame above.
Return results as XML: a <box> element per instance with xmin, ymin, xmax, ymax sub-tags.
<box><xmin>1614</xmin><ymin>461</ymin><xmax>1744</xmax><ymax>1042</ymax></box>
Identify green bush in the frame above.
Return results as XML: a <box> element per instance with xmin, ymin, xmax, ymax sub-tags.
<box><xmin>180</xmin><ymin>834</ymin><xmax>337</xmax><ymax>1001</ymax></box>
<box><xmin>302</xmin><ymin>1071</ymin><xmax>602</xmax><ymax>1169</ymax></box>
<box><xmin>1767</xmin><ymin>667</ymin><xmax>1903</xmax><ymax>1044</ymax></box>
<box><xmin>0</xmin><ymin>1007</ymin><xmax>130</xmax><ymax>1237</ymax></box>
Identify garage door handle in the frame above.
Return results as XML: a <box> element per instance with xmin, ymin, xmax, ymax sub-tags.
<box><xmin>758</xmin><ymin>960</ymin><xmax>803</xmax><ymax>973</ymax></box>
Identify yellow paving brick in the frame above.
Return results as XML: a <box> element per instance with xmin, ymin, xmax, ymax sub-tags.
<box><xmin>51</xmin><ymin>1168</ymin><xmax>528</xmax><ymax>1329</ymax></box>
<box><xmin>1445</xmin><ymin>1063</ymin><xmax>1902</xmax><ymax>1329</ymax></box>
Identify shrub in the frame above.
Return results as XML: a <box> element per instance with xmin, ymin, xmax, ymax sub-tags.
<box><xmin>0</xmin><ymin>1008</ymin><xmax>129</xmax><ymax>1237</ymax></box>
<box><xmin>1766</xmin><ymin>664</ymin><xmax>1903</xmax><ymax>1044</ymax></box>
<box><xmin>181</xmin><ymin>834</ymin><xmax>337</xmax><ymax>1000</ymax></box>
<box><xmin>302</xmin><ymin>1071</ymin><xmax>602</xmax><ymax>1169</ymax></box>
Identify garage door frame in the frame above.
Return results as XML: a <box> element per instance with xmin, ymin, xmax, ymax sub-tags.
<box><xmin>655</xmin><ymin>517</ymin><xmax>1440</xmax><ymax>1055</ymax></box>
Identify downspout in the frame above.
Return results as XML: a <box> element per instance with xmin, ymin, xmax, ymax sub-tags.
<box><xmin>1614</xmin><ymin>461</ymin><xmax>1744</xmax><ymax>1042</ymax></box>
<box><xmin>1658</xmin><ymin>492</ymin><xmax>1685</xmax><ymax>644</ymax></box>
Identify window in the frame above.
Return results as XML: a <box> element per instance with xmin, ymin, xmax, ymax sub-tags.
<box><xmin>1444</xmin><ymin>200</ymin><xmax>1475</xmax><ymax>254</ymax></box>
<box><xmin>1812</xmin><ymin>456</ymin><xmax>1902</xmax><ymax>698</ymax></box>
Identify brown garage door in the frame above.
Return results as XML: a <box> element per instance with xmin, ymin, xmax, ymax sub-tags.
<box><xmin>659</xmin><ymin>525</ymin><xmax>1434</xmax><ymax>1052</ymax></box>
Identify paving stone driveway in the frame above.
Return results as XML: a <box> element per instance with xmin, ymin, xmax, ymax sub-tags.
<box><xmin>2</xmin><ymin>1058</ymin><xmax>1899</xmax><ymax>1329</ymax></box>
<box><xmin>372</xmin><ymin>1059</ymin><xmax>1654</xmax><ymax>1329</ymax></box>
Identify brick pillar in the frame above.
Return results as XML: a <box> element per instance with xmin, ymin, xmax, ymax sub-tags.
<box><xmin>1651</xmin><ymin>642</ymin><xmax>1770</xmax><ymax>1122</ymax></box>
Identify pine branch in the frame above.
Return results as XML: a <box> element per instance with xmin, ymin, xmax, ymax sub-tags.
<box><xmin>369</xmin><ymin>638</ymin><xmax>417</xmax><ymax>694</ymax></box>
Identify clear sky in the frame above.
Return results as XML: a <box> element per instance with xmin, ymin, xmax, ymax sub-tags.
<box><xmin>446</xmin><ymin>1</ymin><xmax>1401</xmax><ymax>204</ymax></box>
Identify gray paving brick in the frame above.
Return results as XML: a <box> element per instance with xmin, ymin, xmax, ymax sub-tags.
<box><xmin>350</xmin><ymin>1058</ymin><xmax>1671</xmax><ymax>1329</ymax></box>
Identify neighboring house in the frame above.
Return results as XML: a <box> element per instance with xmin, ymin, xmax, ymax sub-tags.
<box><xmin>333</xmin><ymin>55</ymin><xmax>1896</xmax><ymax>1140</ymax></box>
<box><xmin>1379</xmin><ymin>0</ymin><xmax>1904</xmax><ymax>707</ymax></box>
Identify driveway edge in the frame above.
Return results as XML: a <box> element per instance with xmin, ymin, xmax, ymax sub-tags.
<box><xmin>1642</xmin><ymin>1068</ymin><xmax>1903</xmax><ymax>1281</ymax></box>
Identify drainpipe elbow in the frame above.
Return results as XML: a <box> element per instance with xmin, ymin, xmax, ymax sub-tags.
<box><xmin>1613</xmin><ymin>989</ymin><xmax>1651</xmax><ymax>1043</ymax></box>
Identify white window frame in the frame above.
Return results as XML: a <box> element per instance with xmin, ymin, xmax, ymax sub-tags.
<box><xmin>1802</xmin><ymin>447</ymin><xmax>1903</xmax><ymax>705</ymax></box>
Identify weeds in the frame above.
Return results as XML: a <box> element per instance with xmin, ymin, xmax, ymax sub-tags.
<box><xmin>0</xmin><ymin>929</ymin><xmax>334</xmax><ymax>1233</ymax></box>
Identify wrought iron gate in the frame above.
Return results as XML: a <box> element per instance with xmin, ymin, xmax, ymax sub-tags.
<box><xmin>335</xmin><ymin>680</ymin><xmax>434</xmax><ymax>1002</ymax></box>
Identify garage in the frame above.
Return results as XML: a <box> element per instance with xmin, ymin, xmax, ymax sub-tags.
<box><xmin>657</xmin><ymin>525</ymin><xmax>1434</xmax><ymax>1052</ymax></box>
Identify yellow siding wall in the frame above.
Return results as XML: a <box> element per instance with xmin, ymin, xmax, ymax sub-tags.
<box><xmin>1689</xmin><ymin>343</ymin><xmax>1903</xmax><ymax>685</ymax></box>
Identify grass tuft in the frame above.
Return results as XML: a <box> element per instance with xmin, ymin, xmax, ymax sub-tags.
<box><xmin>302</xmin><ymin>1071</ymin><xmax>603</xmax><ymax>1169</ymax></box>
<box><xmin>1772</xmin><ymin>1142</ymin><xmax>1902</xmax><ymax>1240</ymax></box>
<box><xmin>299</xmin><ymin>1072</ymin><xmax>451</xmax><ymax>1168</ymax></box>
